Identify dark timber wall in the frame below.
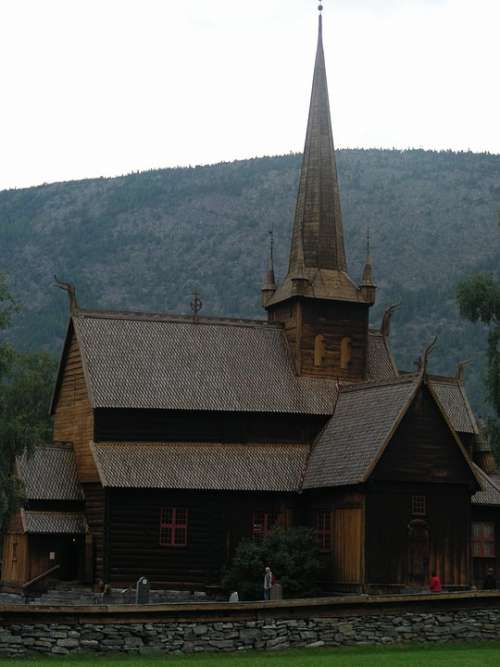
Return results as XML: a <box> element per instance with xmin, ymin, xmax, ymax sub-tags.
<box><xmin>106</xmin><ymin>489</ymin><xmax>299</xmax><ymax>587</ymax></box>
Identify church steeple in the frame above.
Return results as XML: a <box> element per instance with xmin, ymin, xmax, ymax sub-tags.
<box><xmin>290</xmin><ymin>11</ymin><xmax>346</xmax><ymax>275</ymax></box>
<box><xmin>264</xmin><ymin>7</ymin><xmax>375</xmax><ymax>381</ymax></box>
<box><xmin>266</xmin><ymin>9</ymin><xmax>372</xmax><ymax>309</ymax></box>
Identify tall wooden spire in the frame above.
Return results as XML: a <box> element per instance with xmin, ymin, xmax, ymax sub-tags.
<box><xmin>266</xmin><ymin>11</ymin><xmax>372</xmax><ymax>308</ymax></box>
<box><xmin>290</xmin><ymin>12</ymin><xmax>346</xmax><ymax>276</ymax></box>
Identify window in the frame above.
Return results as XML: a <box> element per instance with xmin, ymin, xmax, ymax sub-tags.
<box><xmin>411</xmin><ymin>495</ymin><xmax>426</xmax><ymax>516</ymax></box>
<box><xmin>316</xmin><ymin>511</ymin><xmax>332</xmax><ymax>551</ymax></box>
<box><xmin>314</xmin><ymin>335</ymin><xmax>326</xmax><ymax>367</ymax></box>
<box><xmin>12</xmin><ymin>542</ymin><xmax>17</xmax><ymax>563</ymax></box>
<box><xmin>472</xmin><ymin>522</ymin><xmax>495</xmax><ymax>558</ymax></box>
<box><xmin>340</xmin><ymin>337</ymin><xmax>352</xmax><ymax>369</ymax></box>
<box><xmin>159</xmin><ymin>507</ymin><xmax>188</xmax><ymax>547</ymax></box>
<box><xmin>252</xmin><ymin>512</ymin><xmax>284</xmax><ymax>539</ymax></box>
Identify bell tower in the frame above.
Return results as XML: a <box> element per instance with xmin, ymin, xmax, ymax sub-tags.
<box><xmin>264</xmin><ymin>7</ymin><xmax>376</xmax><ymax>380</ymax></box>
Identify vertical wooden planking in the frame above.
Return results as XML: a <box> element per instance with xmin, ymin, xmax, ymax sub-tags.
<box><xmin>333</xmin><ymin>508</ymin><xmax>362</xmax><ymax>583</ymax></box>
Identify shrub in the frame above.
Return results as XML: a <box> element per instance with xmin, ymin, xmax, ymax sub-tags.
<box><xmin>222</xmin><ymin>527</ymin><xmax>320</xmax><ymax>600</ymax></box>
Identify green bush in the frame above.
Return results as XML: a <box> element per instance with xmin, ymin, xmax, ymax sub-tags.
<box><xmin>222</xmin><ymin>527</ymin><xmax>321</xmax><ymax>600</ymax></box>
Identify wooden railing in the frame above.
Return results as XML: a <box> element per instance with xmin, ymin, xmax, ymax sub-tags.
<box><xmin>22</xmin><ymin>564</ymin><xmax>61</xmax><ymax>594</ymax></box>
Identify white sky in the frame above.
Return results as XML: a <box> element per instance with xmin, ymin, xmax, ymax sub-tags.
<box><xmin>1</xmin><ymin>0</ymin><xmax>499</xmax><ymax>191</ymax></box>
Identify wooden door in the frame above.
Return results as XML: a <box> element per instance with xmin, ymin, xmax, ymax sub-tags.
<box><xmin>333</xmin><ymin>509</ymin><xmax>362</xmax><ymax>584</ymax></box>
<box><xmin>408</xmin><ymin>519</ymin><xmax>430</xmax><ymax>587</ymax></box>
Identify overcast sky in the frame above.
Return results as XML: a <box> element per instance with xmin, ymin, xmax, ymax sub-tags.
<box><xmin>1</xmin><ymin>0</ymin><xmax>499</xmax><ymax>191</ymax></box>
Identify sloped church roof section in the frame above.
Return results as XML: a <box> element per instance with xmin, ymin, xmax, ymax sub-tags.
<box><xmin>66</xmin><ymin>310</ymin><xmax>402</xmax><ymax>415</ymax></box>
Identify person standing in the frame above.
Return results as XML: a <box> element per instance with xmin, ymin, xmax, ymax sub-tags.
<box><xmin>430</xmin><ymin>571</ymin><xmax>442</xmax><ymax>593</ymax></box>
<box><xmin>263</xmin><ymin>566</ymin><xmax>273</xmax><ymax>600</ymax></box>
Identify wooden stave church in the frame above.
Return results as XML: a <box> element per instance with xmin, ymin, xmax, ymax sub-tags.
<box><xmin>2</xmin><ymin>12</ymin><xmax>500</xmax><ymax>594</ymax></box>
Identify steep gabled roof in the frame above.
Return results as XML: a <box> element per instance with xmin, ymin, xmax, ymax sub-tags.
<box><xmin>303</xmin><ymin>377</ymin><xmax>418</xmax><ymax>488</ymax></box>
<box><xmin>54</xmin><ymin>310</ymin><xmax>401</xmax><ymax>415</ymax></box>
<box><xmin>91</xmin><ymin>441</ymin><xmax>309</xmax><ymax>492</ymax></box>
<box><xmin>303</xmin><ymin>374</ymin><xmax>481</xmax><ymax>490</ymax></box>
<box><xmin>16</xmin><ymin>444</ymin><xmax>83</xmax><ymax>501</ymax></box>
<box><xmin>56</xmin><ymin>309</ymin><xmax>347</xmax><ymax>414</ymax></box>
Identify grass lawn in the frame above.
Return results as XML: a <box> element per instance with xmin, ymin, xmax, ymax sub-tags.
<box><xmin>2</xmin><ymin>644</ymin><xmax>500</xmax><ymax>667</ymax></box>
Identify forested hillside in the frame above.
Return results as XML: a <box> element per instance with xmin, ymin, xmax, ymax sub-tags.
<box><xmin>1</xmin><ymin>149</ymin><xmax>499</xmax><ymax>412</ymax></box>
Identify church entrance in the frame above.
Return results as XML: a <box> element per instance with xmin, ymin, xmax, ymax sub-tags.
<box><xmin>408</xmin><ymin>519</ymin><xmax>430</xmax><ymax>588</ymax></box>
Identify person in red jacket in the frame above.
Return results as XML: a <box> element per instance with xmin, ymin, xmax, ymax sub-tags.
<box><xmin>430</xmin><ymin>572</ymin><xmax>442</xmax><ymax>593</ymax></box>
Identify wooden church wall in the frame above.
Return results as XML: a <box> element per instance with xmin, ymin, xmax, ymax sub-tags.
<box><xmin>372</xmin><ymin>387</ymin><xmax>474</xmax><ymax>485</ymax></box>
<box><xmin>105</xmin><ymin>489</ymin><xmax>299</xmax><ymax>587</ymax></box>
<box><xmin>83</xmin><ymin>483</ymin><xmax>106</xmax><ymax>582</ymax></box>
<box><xmin>304</xmin><ymin>489</ymin><xmax>365</xmax><ymax>592</ymax></box>
<box><xmin>52</xmin><ymin>332</ymin><xmax>98</xmax><ymax>483</ymax></box>
<box><xmin>470</xmin><ymin>506</ymin><xmax>500</xmax><ymax>586</ymax></box>
<box><xmin>268</xmin><ymin>298</ymin><xmax>369</xmax><ymax>380</ymax></box>
<box><xmin>94</xmin><ymin>409</ymin><xmax>325</xmax><ymax>444</ymax></box>
<box><xmin>299</xmin><ymin>300</ymin><xmax>368</xmax><ymax>380</ymax></box>
<box><xmin>366</xmin><ymin>483</ymin><xmax>471</xmax><ymax>589</ymax></box>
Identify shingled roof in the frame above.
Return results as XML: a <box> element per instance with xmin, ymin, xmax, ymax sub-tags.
<box><xmin>92</xmin><ymin>442</ymin><xmax>309</xmax><ymax>492</ymax></box>
<box><xmin>303</xmin><ymin>377</ymin><xmax>418</xmax><ymax>489</ymax></box>
<box><xmin>471</xmin><ymin>464</ymin><xmax>500</xmax><ymax>506</ymax></box>
<box><xmin>366</xmin><ymin>330</ymin><xmax>398</xmax><ymax>381</ymax></box>
<box><xmin>16</xmin><ymin>444</ymin><xmax>83</xmax><ymax>501</ymax></box>
<box><xmin>429</xmin><ymin>377</ymin><xmax>478</xmax><ymax>435</ymax></box>
<box><xmin>22</xmin><ymin>511</ymin><xmax>86</xmax><ymax>534</ymax></box>
<box><xmin>64</xmin><ymin>310</ymin><xmax>402</xmax><ymax>416</ymax></box>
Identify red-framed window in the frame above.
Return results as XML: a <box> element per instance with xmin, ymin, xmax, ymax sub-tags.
<box><xmin>316</xmin><ymin>511</ymin><xmax>332</xmax><ymax>551</ymax></box>
<box><xmin>472</xmin><ymin>522</ymin><xmax>495</xmax><ymax>558</ymax></box>
<box><xmin>159</xmin><ymin>507</ymin><xmax>188</xmax><ymax>547</ymax></box>
<box><xmin>252</xmin><ymin>512</ymin><xmax>284</xmax><ymax>539</ymax></box>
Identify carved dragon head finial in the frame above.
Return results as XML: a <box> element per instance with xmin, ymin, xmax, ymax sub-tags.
<box><xmin>54</xmin><ymin>275</ymin><xmax>79</xmax><ymax>314</ymax></box>
<box><xmin>381</xmin><ymin>303</ymin><xmax>401</xmax><ymax>339</ymax></box>
<box><xmin>417</xmin><ymin>336</ymin><xmax>438</xmax><ymax>378</ymax></box>
<box><xmin>456</xmin><ymin>359</ymin><xmax>471</xmax><ymax>383</ymax></box>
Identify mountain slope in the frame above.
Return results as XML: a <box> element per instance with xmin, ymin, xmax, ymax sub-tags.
<box><xmin>1</xmin><ymin>148</ymin><xmax>499</xmax><ymax>412</ymax></box>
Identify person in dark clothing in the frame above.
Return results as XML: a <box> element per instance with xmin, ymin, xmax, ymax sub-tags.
<box><xmin>483</xmin><ymin>568</ymin><xmax>497</xmax><ymax>590</ymax></box>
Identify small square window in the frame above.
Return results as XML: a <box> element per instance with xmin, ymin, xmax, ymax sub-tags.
<box><xmin>411</xmin><ymin>495</ymin><xmax>426</xmax><ymax>516</ymax></box>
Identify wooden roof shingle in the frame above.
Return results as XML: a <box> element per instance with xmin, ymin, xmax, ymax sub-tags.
<box><xmin>16</xmin><ymin>444</ymin><xmax>83</xmax><ymax>501</ymax></box>
<box><xmin>303</xmin><ymin>377</ymin><xmax>418</xmax><ymax>489</ymax></box>
<box><xmin>91</xmin><ymin>442</ymin><xmax>309</xmax><ymax>492</ymax></box>
<box><xmin>22</xmin><ymin>511</ymin><xmax>86</xmax><ymax>534</ymax></box>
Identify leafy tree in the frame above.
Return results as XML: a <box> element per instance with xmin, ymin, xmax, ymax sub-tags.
<box><xmin>222</xmin><ymin>528</ymin><xmax>321</xmax><ymax>600</ymax></box>
<box><xmin>0</xmin><ymin>274</ymin><xmax>57</xmax><ymax>529</ymax></box>
<box><xmin>457</xmin><ymin>273</ymin><xmax>500</xmax><ymax>458</ymax></box>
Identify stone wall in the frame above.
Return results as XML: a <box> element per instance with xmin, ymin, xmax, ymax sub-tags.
<box><xmin>1</xmin><ymin>607</ymin><xmax>500</xmax><ymax>657</ymax></box>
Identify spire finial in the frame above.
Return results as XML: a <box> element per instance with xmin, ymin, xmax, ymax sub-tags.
<box><xmin>191</xmin><ymin>290</ymin><xmax>202</xmax><ymax>323</ymax></box>
<box><xmin>268</xmin><ymin>229</ymin><xmax>275</xmax><ymax>273</ymax></box>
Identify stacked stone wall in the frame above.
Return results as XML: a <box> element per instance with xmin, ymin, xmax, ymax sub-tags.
<box><xmin>1</xmin><ymin>607</ymin><xmax>500</xmax><ymax>656</ymax></box>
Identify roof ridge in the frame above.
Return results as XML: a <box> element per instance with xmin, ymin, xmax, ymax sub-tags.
<box><xmin>340</xmin><ymin>375</ymin><xmax>417</xmax><ymax>393</ymax></box>
<box><xmin>75</xmin><ymin>309</ymin><xmax>281</xmax><ymax>330</ymax></box>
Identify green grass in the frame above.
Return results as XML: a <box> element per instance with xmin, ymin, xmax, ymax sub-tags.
<box><xmin>2</xmin><ymin>644</ymin><xmax>500</xmax><ymax>667</ymax></box>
